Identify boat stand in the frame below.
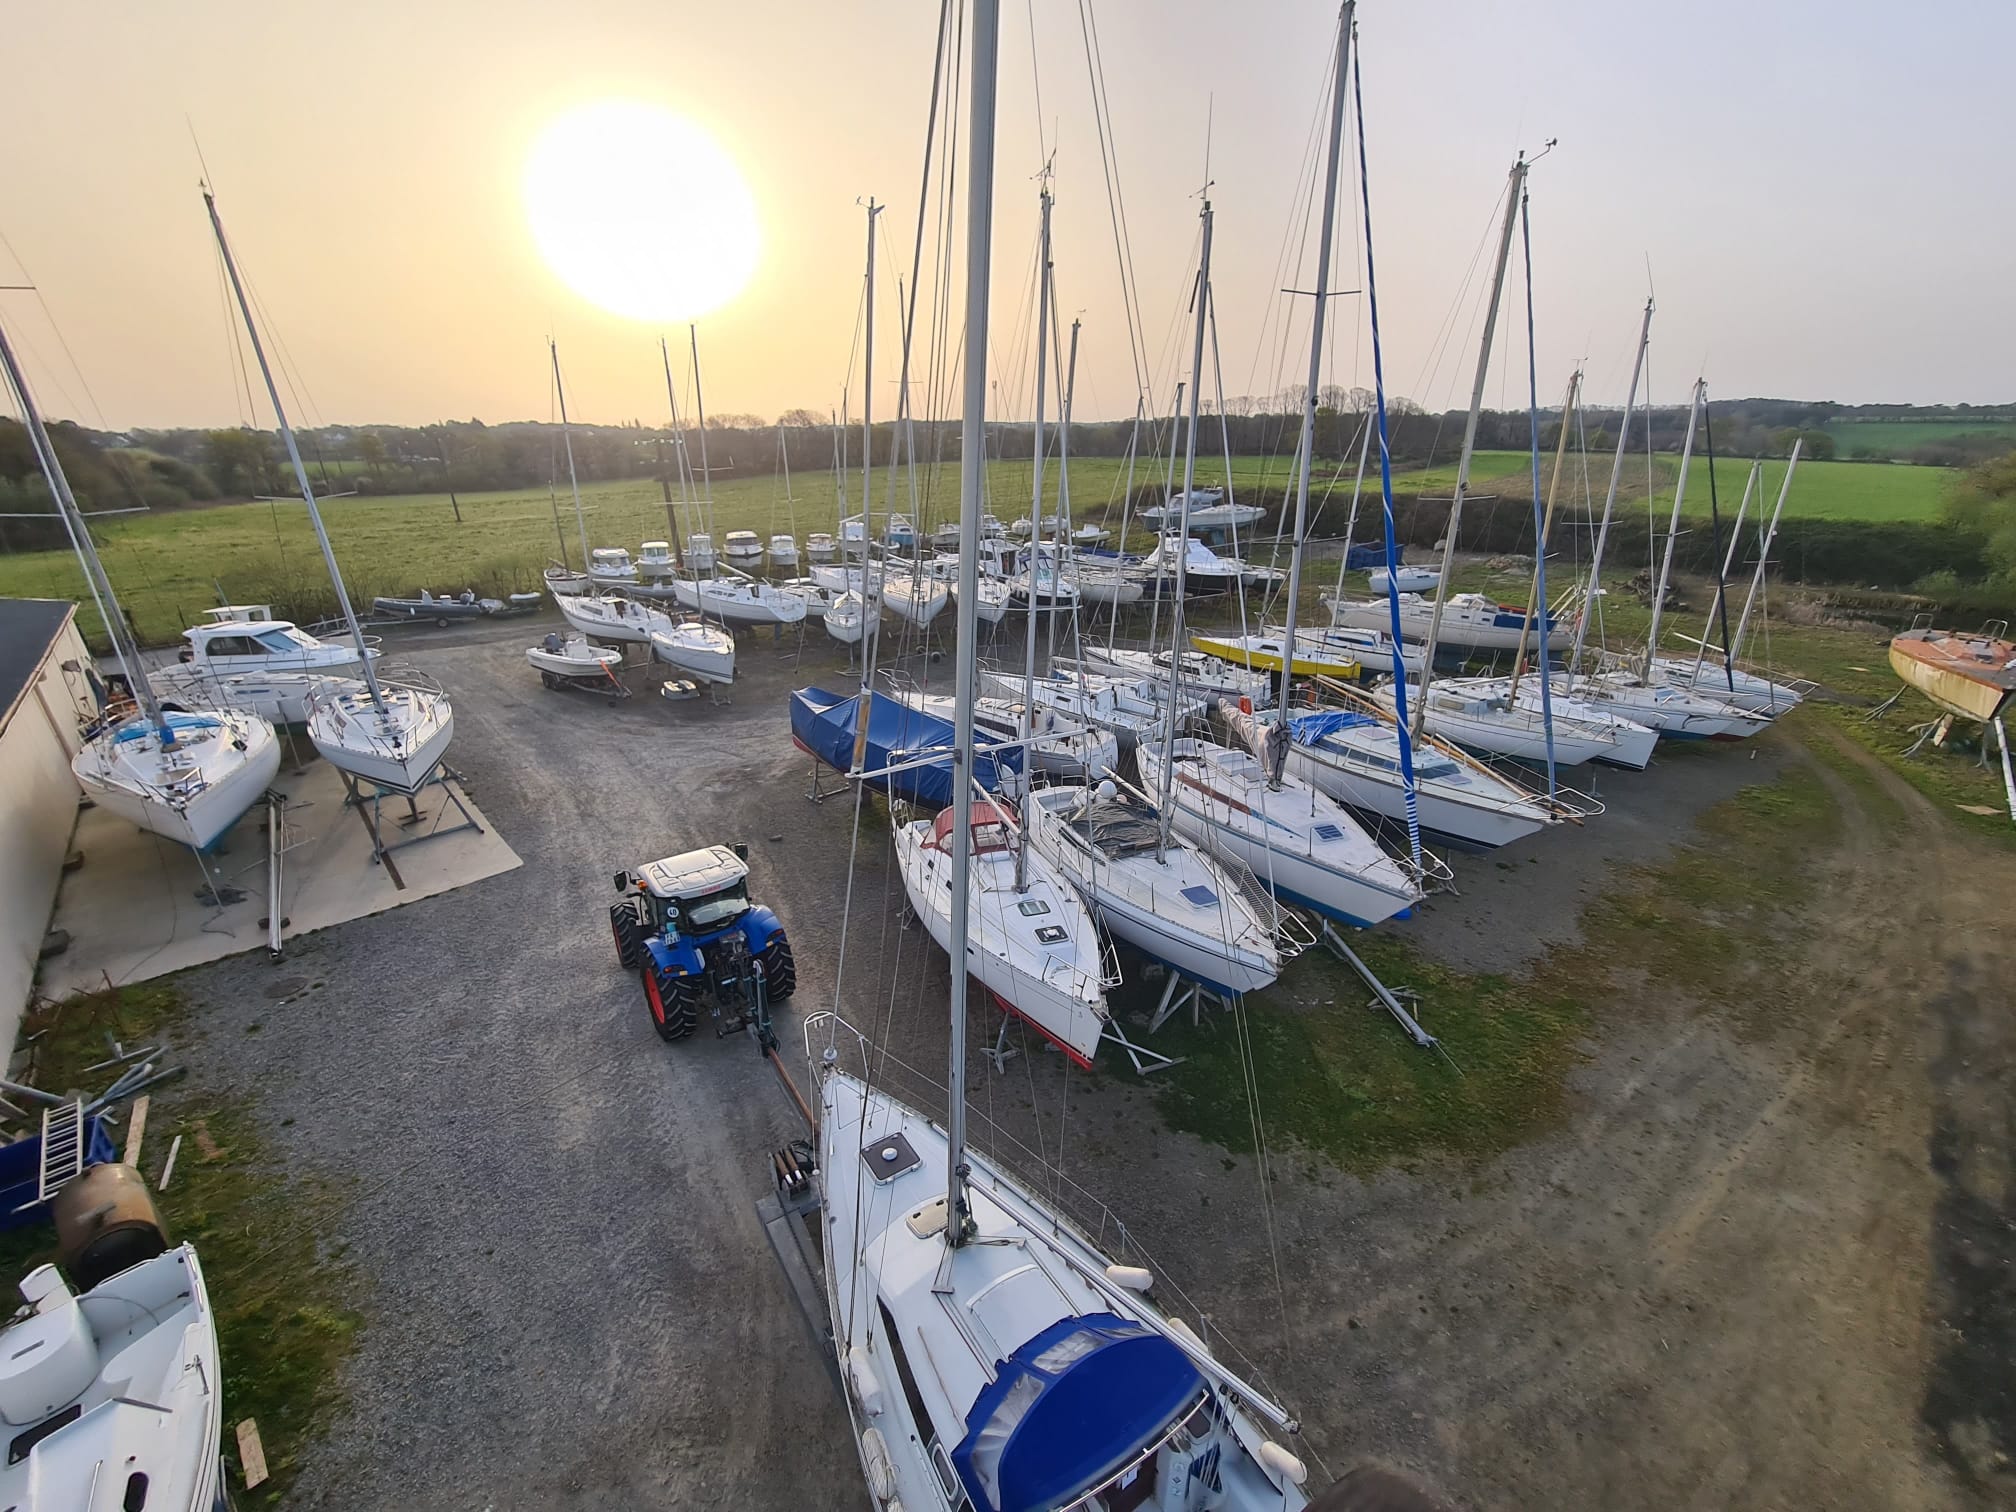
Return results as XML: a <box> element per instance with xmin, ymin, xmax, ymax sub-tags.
<box><xmin>1103</xmin><ymin>1018</ymin><xmax>1183</xmax><ymax>1076</ymax></box>
<box><xmin>1320</xmin><ymin>921</ymin><xmax>1449</xmax><ymax>1058</ymax></box>
<box><xmin>803</xmin><ymin>757</ymin><xmax>853</xmax><ymax>804</ymax></box>
<box><xmin>338</xmin><ymin>763</ymin><xmax>483</xmax><ymax>891</ymax></box>
<box><xmin>1146</xmin><ymin>970</ymin><xmax>1225</xmax><ymax>1035</ymax></box>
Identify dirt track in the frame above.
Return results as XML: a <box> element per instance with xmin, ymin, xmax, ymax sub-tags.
<box><xmin>168</xmin><ymin>620</ymin><xmax>2013</xmax><ymax>1508</ymax></box>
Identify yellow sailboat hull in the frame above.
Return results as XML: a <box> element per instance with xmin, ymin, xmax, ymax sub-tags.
<box><xmin>1189</xmin><ymin>632</ymin><xmax>1360</xmax><ymax>679</ymax></box>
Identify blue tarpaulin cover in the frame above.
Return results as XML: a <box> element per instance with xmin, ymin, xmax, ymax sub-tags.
<box><xmin>952</xmin><ymin>1312</ymin><xmax>1203</xmax><ymax>1512</ymax></box>
<box><xmin>1288</xmin><ymin>709</ymin><xmax>1379</xmax><ymax>745</ymax></box>
<box><xmin>790</xmin><ymin>687</ymin><xmax>1021</xmax><ymax>805</ymax></box>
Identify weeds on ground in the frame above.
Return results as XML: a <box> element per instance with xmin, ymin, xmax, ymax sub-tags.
<box><xmin>0</xmin><ymin>985</ymin><xmax>357</xmax><ymax>1505</ymax></box>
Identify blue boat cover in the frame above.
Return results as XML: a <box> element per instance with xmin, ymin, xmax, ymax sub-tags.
<box><xmin>1288</xmin><ymin>709</ymin><xmax>1379</xmax><ymax>745</ymax></box>
<box><xmin>789</xmin><ymin>687</ymin><xmax>1021</xmax><ymax>805</ymax></box>
<box><xmin>113</xmin><ymin>711</ymin><xmax>223</xmax><ymax>743</ymax></box>
<box><xmin>953</xmin><ymin>1312</ymin><xmax>1203</xmax><ymax>1512</ymax></box>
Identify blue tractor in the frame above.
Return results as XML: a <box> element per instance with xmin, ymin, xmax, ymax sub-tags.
<box><xmin>609</xmin><ymin>844</ymin><xmax>796</xmax><ymax>1043</ymax></box>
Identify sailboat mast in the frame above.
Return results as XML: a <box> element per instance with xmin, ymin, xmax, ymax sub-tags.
<box><xmin>1156</xmin><ymin>201</ymin><xmax>1215</xmax><ymax>856</ymax></box>
<box><xmin>689</xmin><ymin>325</ymin><xmax>716</xmax><ymax>539</ymax></box>
<box><xmin>1411</xmin><ymin>154</ymin><xmax>1527</xmax><ymax>734</ymax></box>
<box><xmin>660</xmin><ymin>337</ymin><xmax>697</xmax><ymax>572</ymax></box>
<box><xmin>1106</xmin><ymin>399</ymin><xmax>1144</xmax><ymax>652</ymax></box>
<box><xmin>1692</xmin><ymin>459</ymin><xmax>1759</xmax><ymax>682</ymax></box>
<box><xmin>1050</xmin><ymin>315</ymin><xmax>1080</xmax><ymax>669</ymax></box>
<box><xmin>1278</xmin><ymin>1</ymin><xmax>1354</xmax><ymax>748</ymax></box>
<box><xmin>1327</xmin><ymin>415</ymin><xmax>1374</xmax><ymax>620</ymax></box>
<box><xmin>1144</xmin><ymin>380</ymin><xmax>1183</xmax><ymax>659</ymax></box>
<box><xmin>1510</xmin><ymin>370</ymin><xmax>1581</xmax><ymax>700</ymax></box>
<box><xmin>1018</xmin><ymin>189</ymin><xmax>1054</xmax><ymax>778</ymax></box>
<box><xmin>550</xmin><ymin>340</ymin><xmax>592</xmax><ymax>571</ymax></box>
<box><xmin>0</xmin><ymin>318</ymin><xmax>158</xmax><ymax>725</ymax></box>
<box><xmin>1566</xmin><ymin>298</ymin><xmax>1653</xmax><ymax>679</ymax></box>
<box><xmin>943</xmin><ymin>0</ymin><xmax>1001</xmax><ymax>1254</ymax></box>
<box><xmin>205</xmin><ymin>190</ymin><xmax>387</xmax><ymax>711</ymax></box>
<box><xmin>851</xmin><ymin>201</ymin><xmax>883</xmax><ymax>778</ymax></box>
<box><xmin>1643</xmin><ymin>378</ymin><xmax>1705</xmax><ymax>674</ymax></box>
<box><xmin>1729</xmin><ymin>440</ymin><xmax>1801</xmax><ymax>667</ymax></box>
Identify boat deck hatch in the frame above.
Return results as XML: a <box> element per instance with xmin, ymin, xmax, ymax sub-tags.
<box><xmin>861</xmin><ymin>1131</ymin><xmax>922</xmax><ymax>1183</ymax></box>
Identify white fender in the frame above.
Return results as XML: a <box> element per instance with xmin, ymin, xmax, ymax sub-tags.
<box><xmin>860</xmin><ymin>1426</ymin><xmax>899</xmax><ymax>1503</ymax></box>
<box><xmin>1167</xmin><ymin>1316</ymin><xmax>1212</xmax><ymax>1356</ymax></box>
<box><xmin>1104</xmin><ymin>1264</ymin><xmax>1154</xmax><ymax>1292</ymax></box>
<box><xmin>1259</xmin><ymin>1441</ymin><xmax>1308</xmax><ymax>1486</ymax></box>
<box><xmin>848</xmin><ymin>1345</ymin><xmax>887</xmax><ymax>1417</ymax></box>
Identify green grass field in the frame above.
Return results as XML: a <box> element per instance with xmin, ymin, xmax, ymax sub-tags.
<box><xmin>1825</xmin><ymin>418</ymin><xmax>2016</xmax><ymax>458</ymax></box>
<box><xmin>0</xmin><ymin>447</ymin><xmax>1959</xmax><ymax>646</ymax></box>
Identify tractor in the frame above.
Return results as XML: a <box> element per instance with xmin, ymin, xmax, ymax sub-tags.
<box><xmin>609</xmin><ymin>844</ymin><xmax>796</xmax><ymax>1044</ymax></box>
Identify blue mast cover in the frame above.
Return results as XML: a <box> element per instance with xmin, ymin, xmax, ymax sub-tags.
<box><xmin>952</xmin><ymin>1312</ymin><xmax>1203</xmax><ymax>1511</ymax></box>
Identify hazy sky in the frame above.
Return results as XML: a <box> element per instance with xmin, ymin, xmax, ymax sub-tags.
<box><xmin>1</xmin><ymin>1</ymin><xmax>2008</xmax><ymax>432</ymax></box>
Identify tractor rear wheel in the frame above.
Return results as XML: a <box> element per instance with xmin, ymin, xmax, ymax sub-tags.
<box><xmin>609</xmin><ymin>903</ymin><xmax>643</xmax><ymax>970</ymax></box>
<box><xmin>757</xmin><ymin>933</ymin><xmax>798</xmax><ymax>1001</ymax></box>
<box><xmin>643</xmin><ymin>961</ymin><xmax>699</xmax><ymax>1042</ymax></box>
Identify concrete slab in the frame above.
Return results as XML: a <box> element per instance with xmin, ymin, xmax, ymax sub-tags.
<box><xmin>39</xmin><ymin>744</ymin><xmax>521</xmax><ymax>998</ymax></box>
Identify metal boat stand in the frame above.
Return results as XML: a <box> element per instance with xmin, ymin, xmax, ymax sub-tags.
<box><xmin>1146</xmin><ymin>970</ymin><xmax>1223</xmax><ymax>1036</ymax></box>
<box><xmin>337</xmin><ymin>763</ymin><xmax>482</xmax><ymax>890</ymax></box>
<box><xmin>1103</xmin><ymin>1018</ymin><xmax>1182</xmax><ymax>1076</ymax></box>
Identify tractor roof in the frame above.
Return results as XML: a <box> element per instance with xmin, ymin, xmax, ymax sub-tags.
<box><xmin>637</xmin><ymin>845</ymin><xmax>748</xmax><ymax>899</ymax></box>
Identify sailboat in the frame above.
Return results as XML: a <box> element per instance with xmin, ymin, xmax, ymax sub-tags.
<box><xmin>0</xmin><ymin>321</ymin><xmax>280</xmax><ymax>850</ymax></box>
<box><xmin>815</xmin><ymin>11</ymin><xmax>1379</xmax><ymax>1510</ymax></box>
<box><xmin>1140</xmin><ymin>44</ymin><xmax>1424</xmax><ymax>934</ymax></box>
<box><xmin>208</xmin><ymin>191</ymin><xmax>455</xmax><ymax>795</ymax></box>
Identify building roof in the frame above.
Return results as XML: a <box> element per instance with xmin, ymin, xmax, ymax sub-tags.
<box><xmin>0</xmin><ymin>599</ymin><xmax>80</xmax><ymax>740</ymax></box>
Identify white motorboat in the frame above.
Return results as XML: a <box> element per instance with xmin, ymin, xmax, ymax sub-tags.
<box><xmin>824</xmin><ymin>590</ymin><xmax>870</xmax><ymax>646</ymax></box>
<box><xmin>1140</xmin><ymin>734</ymin><xmax>1423</xmax><ymax>928</ymax></box>
<box><xmin>894</xmin><ymin>800</ymin><xmax>1113</xmax><ymax>1063</ymax></box>
<box><xmin>638</xmin><ymin>540</ymin><xmax>677</xmax><ymax>578</ymax></box>
<box><xmin>1244</xmin><ymin>703</ymin><xmax>1555</xmax><ymax>850</ymax></box>
<box><xmin>809</xmin><ymin>562</ymin><xmax>868</xmax><ymax>594</ymax></box>
<box><xmin>75</xmin><ymin>709</ymin><xmax>281</xmax><ymax>851</ymax></box>
<box><xmin>0</xmin><ymin>1246</ymin><xmax>225</xmax><ymax>1511</ymax></box>
<box><xmin>723</xmin><ymin>530</ymin><xmax>765</xmax><ymax>567</ymax></box>
<box><xmin>927</xmin><ymin>521</ymin><xmax>963</xmax><ymax>550</ymax></box>
<box><xmin>671</xmin><ymin>574</ymin><xmax>809</xmax><ymax>627</ymax></box>
<box><xmin>557</xmin><ymin>592</ymin><xmax>679</xmax><ymax>644</ymax></box>
<box><xmin>543</xmin><ymin>563</ymin><xmax>590</xmax><ymax>596</ymax></box>
<box><xmin>1065</xmin><ymin>646</ymin><xmax>1271</xmax><ymax>708</ymax></box>
<box><xmin>150</xmin><ymin>617</ymin><xmax>376</xmax><ymax>725</ymax></box>
<box><xmin>686</xmin><ymin>533</ymin><xmax>718</xmax><ymax>574</ymax></box>
<box><xmin>588</xmin><ymin>546</ymin><xmax>638</xmax><ymax>584</ymax></box>
<box><xmin>767</xmin><ymin>533</ymin><xmax>800</xmax><ymax>570</ymax></box>
<box><xmin>979</xmin><ymin>511</ymin><xmax>1007</xmax><ymax>539</ymax></box>
<box><xmin>308</xmin><ymin>679</ymin><xmax>455</xmax><ymax>793</ymax></box>
<box><xmin>880</xmin><ymin>569</ymin><xmax>950</xmax><ymax>628</ymax></box>
<box><xmin>892</xmin><ymin>689</ymin><xmax>1119</xmax><ymax>780</ymax></box>
<box><xmin>1024</xmin><ymin>782</ymin><xmax>1285</xmax><ymax>996</ymax></box>
<box><xmin>1008</xmin><ymin>514</ymin><xmax>1036</xmax><ymax>538</ymax></box>
<box><xmin>1139</xmin><ymin>487</ymin><xmax>1266</xmax><ymax>533</ymax></box>
<box><xmin>1643</xmin><ymin>654</ymin><xmax>1807</xmax><ymax>716</ymax></box>
<box><xmin>1327</xmin><ymin>590</ymin><xmax>1569</xmax><ymax>653</ymax></box>
<box><xmin>840</xmin><ymin>516</ymin><xmax>870</xmax><ymax>558</ymax></box>
<box><xmin>1368</xmin><ymin>564</ymin><xmax>1440</xmax><ymax>595</ymax></box>
<box><xmin>805</xmin><ymin>531</ymin><xmax>838</xmax><ymax>564</ymax></box>
<box><xmin>527</xmin><ymin>632</ymin><xmax>627</xmax><ymax>691</ymax></box>
<box><xmin>1368</xmin><ymin>678</ymin><xmax>1623</xmax><ymax>767</ymax></box>
<box><xmin>1071</xmin><ymin>523</ymin><xmax>1110</xmax><ymax>546</ymax></box>
<box><xmin>649</xmin><ymin>621</ymin><xmax>737</xmax><ymax>685</ymax></box>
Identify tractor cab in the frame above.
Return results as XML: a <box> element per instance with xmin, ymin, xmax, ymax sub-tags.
<box><xmin>626</xmin><ymin>845</ymin><xmax>752</xmax><ymax>942</ymax></box>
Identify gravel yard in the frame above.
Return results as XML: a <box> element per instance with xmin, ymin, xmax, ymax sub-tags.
<box><xmin>163</xmin><ymin>615</ymin><xmax>2013</xmax><ymax>1509</ymax></box>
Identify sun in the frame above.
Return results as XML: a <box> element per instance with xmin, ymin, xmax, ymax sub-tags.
<box><xmin>523</xmin><ymin>102</ymin><xmax>760</xmax><ymax>323</ymax></box>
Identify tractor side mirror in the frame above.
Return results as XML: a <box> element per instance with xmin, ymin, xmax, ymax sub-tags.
<box><xmin>732</xmin><ymin>843</ymin><xmax>750</xmax><ymax>862</ymax></box>
<box><xmin>612</xmin><ymin>871</ymin><xmax>628</xmax><ymax>892</ymax></box>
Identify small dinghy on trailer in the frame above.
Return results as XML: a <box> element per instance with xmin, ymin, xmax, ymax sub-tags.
<box><xmin>528</xmin><ymin>632</ymin><xmax>629</xmax><ymax>696</ymax></box>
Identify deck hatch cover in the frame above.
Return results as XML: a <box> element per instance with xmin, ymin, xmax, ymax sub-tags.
<box><xmin>861</xmin><ymin>1130</ymin><xmax>922</xmax><ymax>1183</ymax></box>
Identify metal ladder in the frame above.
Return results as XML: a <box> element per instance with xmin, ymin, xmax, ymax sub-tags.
<box><xmin>33</xmin><ymin>1100</ymin><xmax>87</xmax><ymax>1206</ymax></box>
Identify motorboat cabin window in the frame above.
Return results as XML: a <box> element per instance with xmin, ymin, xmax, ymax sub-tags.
<box><xmin>202</xmin><ymin>635</ymin><xmax>265</xmax><ymax>658</ymax></box>
<box><xmin>255</xmin><ymin>627</ymin><xmax>309</xmax><ymax>652</ymax></box>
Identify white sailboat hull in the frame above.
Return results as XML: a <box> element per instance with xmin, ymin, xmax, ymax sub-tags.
<box><xmin>150</xmin><ymin>666</ymin><xmax>361</xmax><ymax>726</ymax></box>
<box><xmin>649</xmin><ymin>625</ymin><xmax>736</xmax><ymax>685</ymax></box>
<box><xmin>1574</xmin><ymin>673</ymin><xmax>1769</xmax><ymax>740</ymax></box>
<box><xmin>309</xmin><ymin>685</ymin><xmax>454</xmax><ymax>793</ymax></box>
<box><xmin>896</xmin><ymin>821</ymin><xmax>1108</xmax><ymax>1064</ymax></box>
<box><xmin>1140</xmin><ymin>739</ymin><xmax>1421</xmax><ymax>928</ymax></box>
<box><xmin>670</xmin><ymin>576</ymin><xmax>808</xmax><ymax>626</ymax></box>
<box><xmin>555</xmin><ymin>594</ymin><xmax>676</xmax><ymax>644</ymax></box>
<box><xmin>1327</xmin><ymin>592</ymin><xmax>1570</xmax><ymax>652</ymax></box>
<box><xmin>1647</xmin><ymin>656</ymin><xmax>1805</xmax><ymax>715</ymax></box>
<box><xmin>1371</xmin><ymin>683</ymin><xmax>1620</xmax><ymax>767</ymax></box>
<box><xmin>74</xmin><ymin>711</ymin><xmax>280</xmax><ymax>851</ymax></box>
<box><xmin>881</xmin><ymin>575</ymin><xmax>950</xmax><ymax>627</ymax></box>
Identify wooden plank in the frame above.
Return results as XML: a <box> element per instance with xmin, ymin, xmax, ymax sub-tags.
<box><xmin>158</xmin><ymin>1134</ymin><xmax>183</xmax><ymax>1191</ymax></box>
<box><xmin>121</xmin><ymin>1094</ymin><xmax>149</xmax><ymax>1167</ymax></box>
<box><xmin>236</xmin><ymin>1418</ymin><xmax>269</xmax><ymax>1489</ymax></box>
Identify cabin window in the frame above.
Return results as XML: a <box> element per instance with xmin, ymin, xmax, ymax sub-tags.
<box><xmin>1312</xmin><ymin>824</ymin><xmax>1344</xmax><ymax>842</ymax></box>
<box><xmin>1179</xmin><ymin>885</ymin><xmax>1219</xmax><ymax>907</ymax></box>
<box><xmin>1034</xmin><ymin>925</ymin><xmax>1068</xmax><ymax>945</ymax></box>
<box><xmin>877</xmin><ymin>1302</ymin><xmax>937</xmax><ymax>1445</ymax></box>
<box><xmin>931</xmin><ymin>1441</ymin><xmax>970</xmax><ymax>1508</ymax></box>
<box><xmin>1015</xmin><ymin>899</ymin><xmax>1051</xmax><ymax>917</ymax></box>
<box><xmin>204</xmin><ymin>635</ymin><xmax>262</xmax><ymax>657</ymax></box>
<box><xmin>256</xmin><ymin>629</ymin><xmax>303</xmax><ymax>653</ymax></box>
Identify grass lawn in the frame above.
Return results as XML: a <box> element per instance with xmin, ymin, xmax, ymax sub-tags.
<box><xmin>1826</xmin><ymin>418</ymin><xmax>2016</xmax><ymax>458</ymax></box>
